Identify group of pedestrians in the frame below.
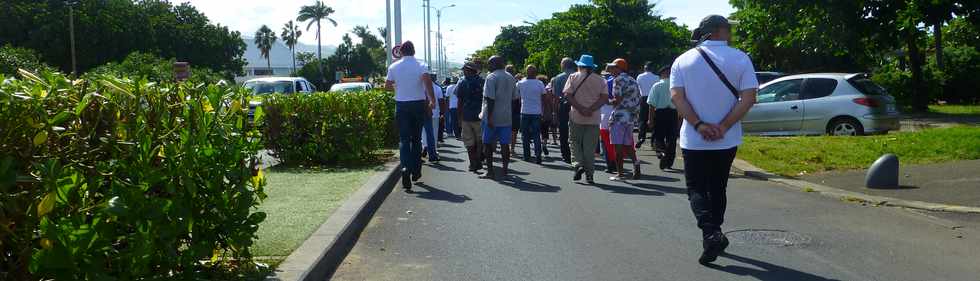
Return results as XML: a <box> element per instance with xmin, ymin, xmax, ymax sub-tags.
<box><xmin>387</xmin><ymin>15</ymin><xmax>759</xmax><ymax>265</ymax></box>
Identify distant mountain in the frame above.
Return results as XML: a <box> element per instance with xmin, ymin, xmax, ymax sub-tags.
<box><xmin>242</xmin><ymin>36</ymin><xmax>336</xmax><ymax>69</ymax></box>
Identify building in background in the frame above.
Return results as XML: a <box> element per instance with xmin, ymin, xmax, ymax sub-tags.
<box><xmin>236</xmin><ymin>36</ymin><xmax>336</xmax><ymax>83</ymax></box>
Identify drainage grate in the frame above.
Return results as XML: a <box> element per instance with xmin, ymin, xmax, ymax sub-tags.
<box><xmin>725</xmin><ymin>229</ymin><xmax>812</xmax><ymax>247</ymax></box>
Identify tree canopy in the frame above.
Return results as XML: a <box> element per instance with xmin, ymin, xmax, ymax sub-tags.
<box><xmin>0</xmin><ymin>0</ymin><xmax>246</xmax><ymax>76</ymax></box>
<box><xmin>472</xmin><ymin>0</ymin><xmax>690</xmax><ymax>76</ymax></box>
<box><xmin>730</xmin><ymin>0</ymin><xmax>980</xmax><ymax>108</ymax></box>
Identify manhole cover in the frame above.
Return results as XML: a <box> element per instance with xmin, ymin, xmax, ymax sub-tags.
<box><xmin>725</xmin><ymin>229</ymin><xmax>812</xmax><ymax>247</ymax></box>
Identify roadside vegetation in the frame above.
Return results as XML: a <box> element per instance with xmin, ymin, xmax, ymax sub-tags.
<box><xmin>739</xmin><ymin>126</ymin><xmax>980</xmax><ymax>177</ymax></box>
<box><xmin>252</xmin><ymin>165</ymin><xmax>384</xmax><ymax>265</ymax></box>
<box><xmin>929</xmin><ymin>105</ymin><xmax>980</xmax><ymax>116</ymax></box>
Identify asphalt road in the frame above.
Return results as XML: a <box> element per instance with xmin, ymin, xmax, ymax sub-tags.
<box><xmin>331</xmin><ymin>139</ymin><xmax>980</xmax><ymax>281</ymax></box>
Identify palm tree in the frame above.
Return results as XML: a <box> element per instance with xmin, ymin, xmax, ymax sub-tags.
<box><xmin>297</xmin><ymin>0</ymin><xmax>337</xmax><ymax>82</ymax></box>
<box><xmin>254</xmin><ymin>25</ymin><xmax>278</xmax><ymax>75</ymax></box>
<box><xmin>281</xmin><ymin>20</ymin><xmax>302</xmax><ymax>75</ymax></box>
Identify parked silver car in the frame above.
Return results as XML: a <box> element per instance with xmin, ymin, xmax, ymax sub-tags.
<box><xmin>743</xmin><ymin>73</ymin><xmax>900</xmax><ymax>136</ymax></box>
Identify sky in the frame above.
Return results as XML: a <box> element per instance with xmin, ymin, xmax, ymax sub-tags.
<box><xmin>181</xmin><ymin>0</ymin><xmax>735</xmax><ymax>63</ymax></box>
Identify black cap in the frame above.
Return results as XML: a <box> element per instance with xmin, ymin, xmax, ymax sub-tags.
<box><xmin>698</xmin><ymin>15</ymin><xmax>737</xmax><ymax>31</ymax></box>
<box><xmin>657</xmin><ymin>65</ymin><xmax>670</xmax><ymax>75</ymax></box>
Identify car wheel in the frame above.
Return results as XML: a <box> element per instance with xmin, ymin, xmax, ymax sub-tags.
<box><xmin>827</xmin><ymin>117</ymin><xmax>864</xmax><ymax>136</ymax></box>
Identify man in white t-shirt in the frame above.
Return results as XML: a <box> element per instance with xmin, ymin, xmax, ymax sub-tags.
<box><xmin>517</xmin><ymin>64</ymin><xmax>546</xmax><ymax>164</ymax></box>
<box><xmin>635</xmin><ymin>62</ymin><xmax>660</xmax><ymax>149</ymax></box>
<box><xmin>446</xmin><ymin>78</ymin><xmax>459</xmax><ymax>139</ymax></box>
<box><xmin>670</xmin><ymin>15</ymin><xmax>758</xmax><ymax>265</ymax></box>
<box><xmin>385</xmin><ymin>41</ymin><xmax>436</xmax><ymax>190</ymax></box>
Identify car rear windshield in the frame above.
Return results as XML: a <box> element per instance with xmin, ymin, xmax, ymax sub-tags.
<box><xmin>849</xmin><ymin>78</ymin><xmax>887</xmax><ymax>96</ymax></box>
<box><xmin>244</xmin><ymin>81</ymin><xmax>295</xmax><ymax>95</ymax></box>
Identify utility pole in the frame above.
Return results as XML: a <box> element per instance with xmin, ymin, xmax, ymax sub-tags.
<box><xmin>386</xmin><ymin>0</ymin><xmax>392</xmax><ymax>66</ymax></box>
<box><xmin>68</xmin><ymin>1</ymin><xmax>78</xmax><ymax>76</ymax></box>
<box><xmin>394</xmin><ymin>0</ymin><xmax>402</xmax><ymax>45</ymax></box>
<box><xmin>435</xmin><ymin>4</ymin><xmax>454</xmax><ymax>80</ymax></box>
<box><xmin>424</xmin><ymin>0</ymin><xmax>431</xmax><ymax>72</ymax></box>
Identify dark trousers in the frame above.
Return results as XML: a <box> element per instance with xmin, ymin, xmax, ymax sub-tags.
<box><xmin>396</xmin><ymin>101</ymin><xmax>426</xmax><ymax>176</ymax></box>
<box><xmin>447</xmin><ymin>108</ymin><xmax>459</xmax><ymax>137</ymax></box>
<box><xmin>653</xmin><ymin>108</ymin><xmax>679</xmax><ymax>168</ymax></box>
<box><xmin>520</xmin><ymin>114</ymin><xmax>542</xmax><ymax>159</ymax></box>
<box><xmin>637</xmin><ymin>102</ymin><xmax>650</xmax><ymax>143</ymax></box>
<box><xmin>422</xmin><ymin>115</ymin><xmax>438</xmax><ymax>160</ymax></box>
<box><xmin>438</xmin><ymin>114</ymin><xmax>445</xmax><ymax>142</ymax></box>
<box><xmin>558</xmin><ymin>103</ymin><xmax>572</xmax><ymax>162</ymax></box>
<box><xmin>683</xmin><ymin>147</ymin><xmax>738</xmax><ymax>238</ymax></box>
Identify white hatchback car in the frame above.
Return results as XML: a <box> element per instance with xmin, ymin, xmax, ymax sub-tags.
<box><xmin>243</xmin><ymin>77</ymin><xmax>316</xmax><ymax>95</ymax></box>
<box><xmin>743</xmin><ymin>73</ymin><xmax>900</xmax><ymax>136</ymax></box>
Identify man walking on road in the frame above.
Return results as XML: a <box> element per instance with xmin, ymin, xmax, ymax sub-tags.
<box><xmin>446</xmin><ymin>77</ymin><xmax>459</xmax><ymax>139</ymax></box>
<box><xmin>564</xmin><ymin>54</ymin><xmax>608</xmax><ymax>184</ymax></box>
<box><xmin>635</xmin><ymin>61</ymin><xmax>660</xmax><ymax>149</ymax></box>
<box><xmin>550</xmin><ymin>58</ymin><xmax>577</xmax><ymax>164</ymax></box>
<box><xmin>385</xmin><ymin>41</ymin><xmax>437</xmax><ymax>190</ymax></box>
<box><xmin>457</xmin><ymin>62</ymin><xmax>486</xmax><ymax>173</ymax></box>
<box><xmin>608</xmin><ymin>58</ymin><xmax>643</xmax><ymax>181</ymax></box>
<box><xmin>648</xmin><ymin>65</ymin><xmax>679</xmax><ymax>170</ymax></box>
<box><xmin>518</xmin><ymin>65</ymin><xmax>546</xmax><ymax>164</ymax></box>
<box><xmin>481</xmin><ymin>56</ymin><xmax>519</xmax><ymax>179</ymax></box>
<box><xmin>671</xmin><ymin>15</ymin><xmax>758</xmax><ymax>265</ymax></box>
<box><xmin>421</xmin><ymin>74</ymin><xmax>444</xmax><ymax>163</ymax></box>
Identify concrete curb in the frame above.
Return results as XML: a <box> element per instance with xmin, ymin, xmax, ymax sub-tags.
<box><xmin>266</xmin><ymin>161</ymin><xmax>401</xmax><ymax>281</ymax></box>
<box><xmin>731</xmin><ymin>158</ymin><xmax>980</xmax><ymax>214</ymax></box>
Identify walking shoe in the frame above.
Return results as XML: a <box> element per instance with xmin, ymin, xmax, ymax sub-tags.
<box><xmin>609</xmin><ymin>175</ymin><xmax>624</xmax><ymax>182</ymax></box>
<box><xmin>401</xmin><ymin>169</ymin><xmax>412</xmax><ymax>190</ymax></box>
<box><xmin>586</xmin><ymin>174</ymin><xmax>595</xmax><ymax>184</ymax></box>
<box><xmin>719</xmin><ymin>233</ymin><xmax>730</xmax><ymax>253</ymax></box>
<box><xmin>698</xmin><ymin>233</ymin><xmax>725</xmax><ymax>265</ymax></box>
<box><xmin>536</xmin><ymin>157</ymin><xmax>543</xmax><ymax>165</ymax></box>
<box><xmin>632</xmin><ymin>164</ymin><xmax>642</xmax><ymax>179</ymax></box>
<box><xmin>411</xmin><ymin>171</ymin><xmax>422</xmax><ymax>182</ymax></box>
<box><xmin>573</xmin><ymin>167</ymin><xmax>585</xmax><ymax>181</ymax></box>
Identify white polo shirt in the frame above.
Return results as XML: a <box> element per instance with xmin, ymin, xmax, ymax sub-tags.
<box><xmin>447</xmin><ymin>84</ymin><xmax>458</xmax><ymax>109</ymax></box>
<box><xmin>386</xmin><ymin>56</ymin><xmax>430</xmax><ymax>102</ymax></box>
<box><xmin>670</xmin><ymin>40</ymin><xmax>758</xmax><ymax>150</ymax></box>
<box><xmin>636</xmin><ymin>71</ymin><xmax>659</xmax><ymax>97</ymax></box>
<box><xmin>429</xmin><ymin>82</ymin><xmax>443</xmax><ymax>118</ymax></box>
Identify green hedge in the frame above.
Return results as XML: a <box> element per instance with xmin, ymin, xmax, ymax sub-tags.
<box><xmin>0</xmin><ymin>70</ymin><xmax>267</xmax><ymax>280</ymax></box>
<box><xmin>260</xmin><ymin>90</ymin><xmax>396</xmax><ymax>165</ymax></box>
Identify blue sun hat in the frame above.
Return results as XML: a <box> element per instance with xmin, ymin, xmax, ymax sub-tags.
<box><xmin>575</xmin><ymin>54</ymin><xmax>597</xmax><ymax>69</ymax></box>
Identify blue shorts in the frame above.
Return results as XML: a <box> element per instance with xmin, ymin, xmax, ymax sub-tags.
<box><xmin>482</xmin><ymin>121</ymin><xmax>511</xmax><ymax>145</ymax></box>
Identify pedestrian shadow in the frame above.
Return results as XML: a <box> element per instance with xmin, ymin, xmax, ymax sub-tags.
<box><xmin>590</xmin><ymin>182</ymin><xmax>664</xmax><ymax>196</ymax></box>
<box><xmin>631</xmin><ymin>182</ymin><xmax>687</xmax><ymax>194</ymax></box>
<box><xmin>434</xmin><ymin>156</ymin><xmax>464</xmax><ymax>163</ymax></box>
<box><xmin>705</xmin><ymin>253</ymin><xmax>842</xmax><ymax>281</ymax></box>
<box><xmin>499</xmin><ymin>176</ymin><xmax>562</xmax><ymax>193</ymax></box>
<box><xmin>640</xmin><ymin>174</ymin><xmax>681</xmax><ymax>182</ymax></box>
<box><xmin>409</xmin><ymin>183</ymin><xmax>472</xmax><ymax>203</ymax></box>
<box><xmin>430</xmin><ymin>163</ymin><xmax>464</xmax><ymax>173</ymax></box>
<box><xmin>539</xmin><ymin>162</ymin><xmax>573</xmax><ymax>171</ymax></box>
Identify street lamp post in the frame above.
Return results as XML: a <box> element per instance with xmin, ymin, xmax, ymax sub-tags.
<box><xmin>435</xmin><ymin>4</ymin><xmax>454</xmax><ymax>80</ymax></box>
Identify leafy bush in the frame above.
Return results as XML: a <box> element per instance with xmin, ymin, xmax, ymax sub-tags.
<box><xmin>86</xmin><ymin>52</ymin><xmax>229</xmax><ymax>84</ymax></box>
<box><xmin>0</xmin><ymin>70</ymin><xmax>267</xmax><ymax>280</ymax></box>
<box><xmin>260</xmin><ymin>90</ymin><xmax>396</xmax><ymax>165</ymax></box>
<box><xmin>0</xmin><ymin>45</ymin><xmax>54</xmax><ymax>76</ymax></box>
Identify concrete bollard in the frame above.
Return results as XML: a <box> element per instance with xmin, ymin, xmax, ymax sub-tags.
<box><xmin>866</xmin><ymin>154</ymin><xmax>899</xmax><ymax>189</ymax></box>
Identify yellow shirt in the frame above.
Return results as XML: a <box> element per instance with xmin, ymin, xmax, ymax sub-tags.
<box><xmin>562</xmin><ymin>71</ymin><xmax>608</xmax><ymax>125</ymax></box>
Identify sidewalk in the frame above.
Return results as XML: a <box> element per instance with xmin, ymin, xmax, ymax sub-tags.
<box><xmin>801</xmin><ymin>159</ymin><xmax>980</xmax><ymax>208</ymax></box>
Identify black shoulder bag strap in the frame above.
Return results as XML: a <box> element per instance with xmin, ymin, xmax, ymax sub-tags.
<box><xmin>696</xmin><ymin>47</ymin><xmax>740</xmax><ymax>100</ymax></box>
<box><xmin>568</xmin><ymin>72</ymin><xmax>592</xmax><ymax>97</ymax></box>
